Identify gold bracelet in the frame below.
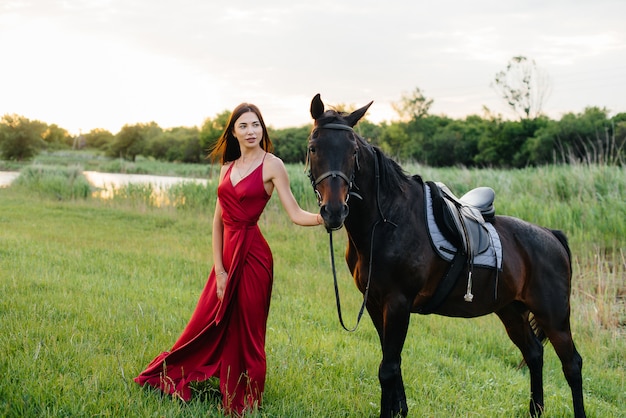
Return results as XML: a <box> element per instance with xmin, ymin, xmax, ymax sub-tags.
<box><xmin>217</xmin><ymin>271</ymin><xmax>227</xmax><ymax>276</ymax></box>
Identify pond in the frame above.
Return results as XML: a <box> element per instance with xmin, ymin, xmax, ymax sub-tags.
<box><xmin>83</xmin><ymin>171</ymin><xmax>208</xmax><ymax>189</ymax></box>
<box><xmin>0</xmin><ymin>170</ymin><xmax>208</xmax><ymax>193</ymax></box>
<box><xmin>83</xmin><ymin>171</ymin><xmax>209</xmax><ymax>202</ymax></box>
<box><xmin>84</xmin><ymin>171</ymin><xmax>211</xmax><ymax>203</ymax></box>
<box><xmin>0</xmin><ymin>171</ymin><xmax>19</xmax><ymax>188</ymax></box>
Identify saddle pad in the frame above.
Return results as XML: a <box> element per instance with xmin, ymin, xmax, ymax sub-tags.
<box><xmin>425</xmin><ymin>184</ymin><xmax>502</xmax><ymax>269</ymax></box>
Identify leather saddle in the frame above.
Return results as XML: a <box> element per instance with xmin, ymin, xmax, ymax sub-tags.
<box><xmin>426</xmin><ymin>181</ymin><xmax>495</xmax><ymax>259</ymax></box>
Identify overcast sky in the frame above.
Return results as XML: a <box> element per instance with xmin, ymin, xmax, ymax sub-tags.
<box><xmin>1</xmin><ymin>0</ymin><xmax>625</xmax><ymax>134</ymax></box>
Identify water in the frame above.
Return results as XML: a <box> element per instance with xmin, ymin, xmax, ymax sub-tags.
<box><xmin>0</xmin><ymin>170</ymin><xmax>208</xmax><ymax>192</ymax></box>
<box><xmin>83</xmin><ymin>171</ymin><xmax>208</xmax><ymax>190</ymax></box>
<box><xmin>0</xmin><ymin>171</ymin><xmax>19</xmax><ymax>188</ymax></box>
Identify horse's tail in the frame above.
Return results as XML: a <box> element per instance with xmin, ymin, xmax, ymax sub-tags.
<box><xmin>517</xmin><ymin>312</ymin><xmax>548</xmax><ymax>370</ymax></box>
<box><xmin>550</xmin><ymin>229</ymin><xmax>572</xmax><ymax>274</ymax></box>
<box><xmin>528</xmin><ymin>312</ymin><xmax>547</xmax><ymax>343</ymax></box>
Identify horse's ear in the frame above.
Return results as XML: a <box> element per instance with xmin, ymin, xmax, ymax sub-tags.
<box><xmin>346</xmin><ymin>100</ymin><xmax>374</xmax><ymax>127</ymax></box>
<box><xmin>310</xmin><ymin>93</ymin><xmax>324</xmax><ymax>120</ymax></box>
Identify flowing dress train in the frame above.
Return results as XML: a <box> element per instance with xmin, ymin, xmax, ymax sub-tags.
<box><xmin>134</xmin><ymin>159</ymin><xmax>273</xmax><ymax>414</ymax></box>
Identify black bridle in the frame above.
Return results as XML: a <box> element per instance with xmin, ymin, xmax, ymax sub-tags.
<box><xmin>307</xmin><ymin>122</ymin><xmax>395</xmax><ymax>332</ymax></box>
<box><xmin>307</xmin><ymin>123</ymin><xmax>360</xmax><ymax>208</ymax></box>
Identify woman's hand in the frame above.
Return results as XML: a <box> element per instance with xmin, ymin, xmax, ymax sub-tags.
<box><xmin>216</xmin><ymin>270</ymin><xmax>228</xmax><ymax>300</ymax></box>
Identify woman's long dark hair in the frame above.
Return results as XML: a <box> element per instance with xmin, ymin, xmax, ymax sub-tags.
<box><xmin>209</xmin><ymin>103</ymin><xmax>274</xmax><ymax>164</ymax></box>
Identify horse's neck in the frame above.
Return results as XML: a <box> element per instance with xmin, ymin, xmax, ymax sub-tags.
<box><xmin>346</xmin><ymin>165</ymin><xmax>425</xmax><ymax>250</ymax></box>
<box><xmin>344</xmin><ymin>170</ymin><xmax>382</xmax><ymax>246</ymax></box>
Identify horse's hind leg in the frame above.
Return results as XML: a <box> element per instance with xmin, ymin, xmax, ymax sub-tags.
<box><xmin>496</xmin><ymin>304</ymin><xmax>545</xmax><ymax>416</ymax></box>
<box><xmin>536</xmin><ymin>314</ymin><xmax>586</xmax><ymax>418</ymax></box>
<box><xmin>552</xmin><ymin>336</ymin><xmax>585</xmax><ymax>418</ymax></box>
<box><xmin>368</xmin><ymin>296</ymin><xmax>410</xmax><ymax>418</ymax></box>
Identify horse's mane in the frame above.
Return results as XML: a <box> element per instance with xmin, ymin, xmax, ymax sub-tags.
<box><xmin>371</xmin><ymin>145</ymin><xmax>415</xmax><ymax>193</ymax></box>
<box><xmin>316</xmin><ymin>109</ymin><xmax>346</xmax><ymax>126</ymax></box>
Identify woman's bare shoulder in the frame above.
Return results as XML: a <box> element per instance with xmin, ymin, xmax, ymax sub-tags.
<box><xmin>262</xmin><ymin>154</ymin><xmax>289</xmax><ymax>185</ymax></box>
<box><xmin>264</xmin><ymin>153</ymin><xmax>286</xmax><ymax>169</ymax></box>
<box><xmin>219</xmin><ymin>162</ymin><xmax>233</xmax><ymax>179</ymax></box>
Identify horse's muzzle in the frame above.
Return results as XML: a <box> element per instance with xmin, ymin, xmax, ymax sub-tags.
<box><xmin>320</xmin><ymin>202</ymin><xmax>349</xmax><ymax>230</ymax></box>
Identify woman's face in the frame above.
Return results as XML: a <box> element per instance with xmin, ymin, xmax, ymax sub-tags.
<box><xmin>232</xmin><ymin>111</ymin><xmax>263</xmax><ymax>152</ymax></box>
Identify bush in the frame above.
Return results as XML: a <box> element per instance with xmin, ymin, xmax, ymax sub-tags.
<box><xmin>12</xmin><ymin>165</ymin><xmax>92</xmax><ymax>200</ymax></box>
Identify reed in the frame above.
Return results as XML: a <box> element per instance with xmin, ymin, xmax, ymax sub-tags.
<box><xmin>10</xmin><ymin>165</ymin><xmax>91</xmax><ymax>200</ymax></box>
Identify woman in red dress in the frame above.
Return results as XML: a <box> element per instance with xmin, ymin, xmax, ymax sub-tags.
<box><xmin>134</xmin><ymin>103</ymin><xmax>323</xmax><ymax>415</ymax></box>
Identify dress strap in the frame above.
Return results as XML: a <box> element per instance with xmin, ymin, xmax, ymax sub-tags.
<box><xmin>224</xmin><ymin>161</ymin><xmax>235</xmax><ymax>181</ymax></box>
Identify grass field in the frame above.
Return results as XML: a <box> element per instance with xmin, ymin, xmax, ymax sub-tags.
<box><xmin>0</xmin><ymin>159</ymin><xmax>624</xmax><ymax>417</ymax></box>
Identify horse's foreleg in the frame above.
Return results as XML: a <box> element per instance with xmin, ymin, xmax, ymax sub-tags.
<box><xmin>496</xmin><ymin>306</ymin><xmax>545</xmax><ymax>416</ymax></box>
<box><xmin>371</xmin><ymin>295</ymin><xmax>411</xmax><ymax>418</ymax></box>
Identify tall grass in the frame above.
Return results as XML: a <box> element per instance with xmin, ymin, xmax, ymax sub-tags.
<box><xmin>11</xmin><ymin>165</ymin><xmax>91</xmax><ymax>200</ymax></box>
<box><xmin>1</xmin><ymin>160</ymin><xmax>624</xmax><ymax>417</ymax></box>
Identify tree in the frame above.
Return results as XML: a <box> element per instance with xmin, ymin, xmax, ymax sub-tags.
<box><xmin>377</xmin><ymin>121</ymin><xmax>416</xmax><ymax>161</ymax></box>
<box><xmin>475</xmin><ymin>118</ymin><xmax>546</xmax><ymax>167</ymax></box>
<box><xmin>543</xmin><ymin>107</ymin><xmax>620</xmax><ymax>164</ymax></box>
<box><xmin>492</xmin><ymin>56</ymin><xmax>551</xmax><ymax>120</ymax></box>
<box><xmin>612</xmin><ymin>115</ymin><xmax>626</xmax><ymax>166</ymax></box>
<box><xmin>171</xmin><ymin>126</ymin><xmax>202</xmax><ymax>163</ymax></box>
<box><xmin>83</xmin><ymin>128</ymin><xmax>114</xmax><ymax>150</ymax></box>
<box><xmin>147</xmin><ymin>132</ymin><xmax>179</xmax><ymax>161</ymax></box>
<box><xmin>108</xmin><ymin>125</ymin><xmax>143</xmax><ymax>160</ymax></box>
<box><xmin>0</xmin><ymin>114</ymin><xmax>46</xmax><ymax>161</ymax></box>
<box><xmin>392</xmin><ymin>87</ymin><xmax>433</xmax><ymax>121</ymax></box>
<box><xmin>108</xmin><ymin>122</ymin><xmax>161</xmax><ymax>161</ymax></box>
<box><xmin>42</xmin><ymin>124</ymin><xmax>72</xmax><ymax>149</ymax></box>
<box><xmin>422</xmin><ymin>116</ymin><xmax>489</xmax><ymax>167</ymax></box>
<box><xmin>271</xmin><ymin>125</ymin><xmax>310</xmax><ymax>163</ymax></box>
<box><xmin>200</xmin><ymin>110</ymin><xmax>231</xmax><ymax>157</ymax></box>
<box><xmin>354</xmin><ymin>119</ymin><xmax>383</xmax><ymax>145</ymax></box>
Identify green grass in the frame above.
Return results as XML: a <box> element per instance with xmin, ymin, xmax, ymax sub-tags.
<box><xmin>0</xmin><ymin>160</ymin><xmax>625</xmax><ymax>417</ymax></box>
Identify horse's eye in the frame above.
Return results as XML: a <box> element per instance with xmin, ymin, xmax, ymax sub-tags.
<box><xmin>309</xmin><ymin>146</ymin><xmax>316</xmax><ymax>154</ymax></box>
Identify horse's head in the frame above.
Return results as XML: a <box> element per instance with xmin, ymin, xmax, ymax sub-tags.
<box><xmin>307</xmin><ymin>94</ymin><xmax>373</xmax><ymax>230</ymax></box>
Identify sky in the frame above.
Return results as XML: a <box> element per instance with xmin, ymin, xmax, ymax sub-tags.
<box><xmin>1</xmin><ymin>0</ymin><xmax>625</xmax><ymax>135</ymax></box>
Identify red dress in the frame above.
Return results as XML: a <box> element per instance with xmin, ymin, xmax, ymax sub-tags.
<box><xmin>134</xmin><ymin>160</ymin><xmax>273</xmax><ymax>414</ymax></box>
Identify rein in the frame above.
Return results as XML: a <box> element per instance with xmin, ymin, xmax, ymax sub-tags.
<box><xmin>329</xmin><ymin>219</ymin><xmax>378</xmax><ymax>332</ymax></box>
<box><xmin>310</xmin><ymin>123</ymin><xmax>396</xmax><ymax>332</ymax></box>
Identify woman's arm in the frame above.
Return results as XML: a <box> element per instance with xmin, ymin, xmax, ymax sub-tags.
<box><xmin>213</xmin><ymin>165</ymin><xmax>228</xmax><ymax>300</ymax></box>
<box><xmin>265</xmin><ymin>154</ymin><xmax>323</xmax><ymax>227</ymax></box>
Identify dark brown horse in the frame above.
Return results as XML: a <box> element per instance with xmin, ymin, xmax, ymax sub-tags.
<box><xmin>307</xmin><ymin>94</ymin><xmax>585</xmax><ymax>418</ymax></box>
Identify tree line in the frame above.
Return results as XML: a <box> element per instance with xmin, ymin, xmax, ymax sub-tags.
<box><xmin>2</xmin><ymin>102</ymin><xmax>624</xmax><ymax>168</ymax></box>
<box><xmin>1</xmin><ymin>57</ymin><xmax>625</xmax><ymax>167</ymax></box>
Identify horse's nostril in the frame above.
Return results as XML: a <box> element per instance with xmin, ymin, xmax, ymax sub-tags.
<box><xmin>318</xmin><ymin>203</ymin><xmax>348</xmax><ymax>229</ymax></box>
